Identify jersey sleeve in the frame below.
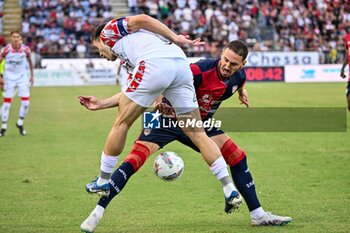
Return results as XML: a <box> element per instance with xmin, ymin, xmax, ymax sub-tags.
<box><xmin>239</xmin><ymin>69</ymin><xmax>247</xmax><ymax>88</ymax></box>
<box><xmin>23</xmin><ymin>45</ymin><xmax>31</xmax><ymax>57</ymax></box>
<box><xmin>100</xmin><ymin>17</ymin><xmax>132</xmax><ymax>48</ymax></box>
<box><xmin>190</xmin><ymin>63</ymin><xmax>202</xmax><ymax>90</ymax></box>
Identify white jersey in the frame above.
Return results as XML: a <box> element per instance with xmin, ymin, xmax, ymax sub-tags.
<box><xmin>0</xmin><ymin>44</ymin><xmax>31</xmax><ymax>80</ymax></box>
<box><xmin>100</xmin><ymin>18</ymin><xmax>187</xmax><ymax>73</ymax></box>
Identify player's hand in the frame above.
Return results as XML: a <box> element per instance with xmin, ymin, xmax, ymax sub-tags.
<box><xmin>238</xmin><ymin>89</ymin><xmax>250</xmax><ymax>108</ymax></box>
<box><xmin>173</xmin><ymin>35</ymin><xmax>205</xmax><ymax>46</ymax></box>
<box><xmin>340</xmin><ymin>69</ymin><xmax>346</xmax><ymax>79</ymax></box>
<box><xmin>78</xmin><ymin>95</ymin><xmax>102</xmax><ymax>111</ymax></box>
<box><xmin>30</xmin><ymin>76</ymin><xmax>34</xmax><ymax>87</ymax></box>
<box><xmin>154</xmin><ymin>103</ymin><xmax>175</xmax><ymax>116</ymax></box>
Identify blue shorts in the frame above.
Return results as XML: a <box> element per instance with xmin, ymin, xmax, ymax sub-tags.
<box><xmin>347</xmin><ymin>82</ymin><xmax>350</xmax><ymax>96</ymax></box>
<box><xmin>138</xmin><ymin>118</ymin><xmax>224</xmax><ymax>152</ymax></box>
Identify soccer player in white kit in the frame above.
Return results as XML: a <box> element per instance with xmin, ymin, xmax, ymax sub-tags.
<box><xmin>0</xmin><ymin>31</ymin><xmax>34</xmax><ymax>137</ymax></box>
<box><xmin>80</xmin><ymin>14</ymin><xmax>242</xmax><ymax>225</ymax></box>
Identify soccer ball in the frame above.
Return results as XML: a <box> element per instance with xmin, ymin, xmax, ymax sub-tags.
<box><xmin>153</xmin><ymin>151</ymin><xmax>184</xmax><ymax>181</ymax></box>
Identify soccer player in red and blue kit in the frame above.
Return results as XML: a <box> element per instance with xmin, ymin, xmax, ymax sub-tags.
<box><xmin>340</xmin><ymin>32</ymin><xmax>350</xmax><ymax>111</ymax></box>
<box><xmin>79</xmin><ymin>40</ymin><xmax>292</xmax><ymax>232</ymax></box>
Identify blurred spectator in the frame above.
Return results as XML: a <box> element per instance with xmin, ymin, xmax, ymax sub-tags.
<box><xmin>0</xmin><ymin>0</ymin><xmax>3</xmax><ymax>34</ymax></box>
<box><xmin>22</xmin><ymin>0</ymin><xmax>112</xmax><ymax>58</ymax></box>
<box><xmin>125</xmin><ymin>0</ymin><xmax>350</xmax><ymax>64</ymax></box>
<box><xmin>19</xmin><ymin>0</ymin><xmax>350</xmax><ymax>63</ymax></box>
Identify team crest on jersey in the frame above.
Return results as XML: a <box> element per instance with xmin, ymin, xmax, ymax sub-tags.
<box><xmin>200</xmin><ymin>94</ymin><xmax>213</xmax><ymax>107</ymax></box>
<box><xmin>232</xmin><ymin>85</ymin><xmax>238</xmax><ymax>94</ymax></box>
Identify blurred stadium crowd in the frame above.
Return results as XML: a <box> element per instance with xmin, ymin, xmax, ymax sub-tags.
<box><xmin>0</xmin><ymin>0</ymin><xmax>349</xmax><ymax>64</ymax></box>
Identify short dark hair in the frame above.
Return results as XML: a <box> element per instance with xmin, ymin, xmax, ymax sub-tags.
<box><xmin>91</xmin><ymin>23</ymin><xmax>107</xmax><ymax>42</ymax></box>
<box><xmin>224</xmin><ymin>40</ymin><xmax>249</xmax><ymax>60</ymax></box>
<box><xmin>10</xmin><ymin>31</ymin><xmax>21</xmax><ymax>36</ymax></box>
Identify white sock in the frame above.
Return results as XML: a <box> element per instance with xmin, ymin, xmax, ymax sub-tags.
<box><xmin>223</xmin><ymin>183</ymin><xmax>236</xmax><ymax>198</ymax></box>
<box><xmin>96</xmin><ymin>177</ymin><xmax>109</xmax><ymax>186</ymax></box>
<box><xmin>97</xmin><ymin>152</ymin><xmax>119</xmax><ymax>185</ymax></box>
<box><xmin>210</xmin><ymin>156</ymin><xmax>230</xmax><ymax>179</ymax></box>
<box><xmin>1</xmin><ymin>123</ymin><xmax>7</xmax><ymax>129</ymax></box>
<box><xmin>210</xmin><ymin>156</ymin><xmax>236</xmax><ymax>197</ymax></box>
<box><xmin>93</xmin><ymin>205</ymin><xmax>105</xmax><ymax>217</ymax></box>
<box><xmin>17</xmin><ymin>118</ymin><xmax>24</xmax><ymax>126</ymax></box>
<box><xmin>250</xmin><ymin>207</ymin><xmax>266</xmax><ymax>220</ymax></box>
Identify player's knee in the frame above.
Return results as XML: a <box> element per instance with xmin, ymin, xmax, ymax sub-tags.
<box><xmin>220</xmin><ymin>139</ymin><xmax>246</xmax><ymax>167</ymax></box>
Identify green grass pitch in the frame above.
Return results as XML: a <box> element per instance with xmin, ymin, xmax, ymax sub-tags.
<box><xmin>0</xmin><ymin>83</ymin><xmax>349</xmax><ymax>233</ymax></box>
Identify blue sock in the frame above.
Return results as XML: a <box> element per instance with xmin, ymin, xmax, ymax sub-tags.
<box><xmin>230</xmin><ymin>157</ymin><xmax>261</xmax><ymax>211</ymax></box>
<box><xmin>98</xmin><ymin>162</ymin><xmax>135</xmax><ymax>209</ymax></box>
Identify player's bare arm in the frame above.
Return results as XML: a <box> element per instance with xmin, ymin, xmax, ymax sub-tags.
<box><xmin>27</xmin><ymin>55</ymin><xmax>34</xmax><ymax>86</ymax></box>
<box><xmin>127</xmin><ymin>14</ymin><xmax>205</xmax><ymax>46</ymax></box>
<box><xmin>78</xmin><ymin>93</ymin><xmax>121</xmax><ymax>111</ymax></box>
<box><xmin>238</xmin><ymin>87</ymin><xmax>249</xmax><ymax>107</ymax></box>
<box><xmin>340</xmin><ymin>47</ymin><xmax>348</xmax><ymax>79</ymax></box>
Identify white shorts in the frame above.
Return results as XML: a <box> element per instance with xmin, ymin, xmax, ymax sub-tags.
<box><xmin>3</xmin><ymin>73</ymin><xmax>30</xmax><ymax>98</ymax></box>
<box><xmin>123</xmin><ymin>58</ymin><xmax>198</xmax><ymax>114</ymax></box>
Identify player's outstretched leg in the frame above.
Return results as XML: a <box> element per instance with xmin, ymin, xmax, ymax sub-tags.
<box><xmin>85</xmin><ymin>94</ymin><xmax>145</xmax><ymax>196</ymax></box>
<box><xmin>217</xmin><ymin>136</ymin><xmax>291</xmax><ymax>225</ymax></box>
<box><xmin>81</xmin><ymin>143</ymin><xmax>152</xmax><ymax>231</ymax></box>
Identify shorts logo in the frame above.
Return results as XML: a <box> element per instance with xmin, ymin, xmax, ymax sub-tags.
<box><xmin>126</xmin><ymin>61</ymin><xmax>145</xmax><ymax>92</ymax></box>
<box><xmin>143</xmin><ymin>110</ymin><xmax>162</xmax><ymax>129</ymax></box>
<box><xmin>143</xmin><ymin>128</ymin><xmax>152</xmax><ymax>136</ymax></box>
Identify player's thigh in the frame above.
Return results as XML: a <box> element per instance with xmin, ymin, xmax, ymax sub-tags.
<box><xmin>122</xmin><ymin>59</ymin><xmax>172</xmax><ymax>108</ymax></box>
<box><xmin>116</xmin><ymin>93</ymin><xmax>146</xmax><ymax>127</ymax></box>
<box><xmin>176</xmin><ymin>109</ymin><xmax>212</xmax><ymax>146</ymax></box>
<box><xmin>162</xmin><ymin>58</ymin><xmax>198</xmax><ymax>115</ymax></box>
<box><xmin>17</xmin><ymin>81</ymin><xmax>30</xmax><ymax>97</ymax></box>
<box><xmin>3</xmin><ymin>79</ymin><xmax>17</xmax><ymax>98</ymax></box>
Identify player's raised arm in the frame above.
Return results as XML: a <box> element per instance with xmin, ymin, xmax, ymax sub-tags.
<box><xmin>127</xmin><ymin>14</ymin><xmax>205</xmax><ymax>46</ymax></box>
